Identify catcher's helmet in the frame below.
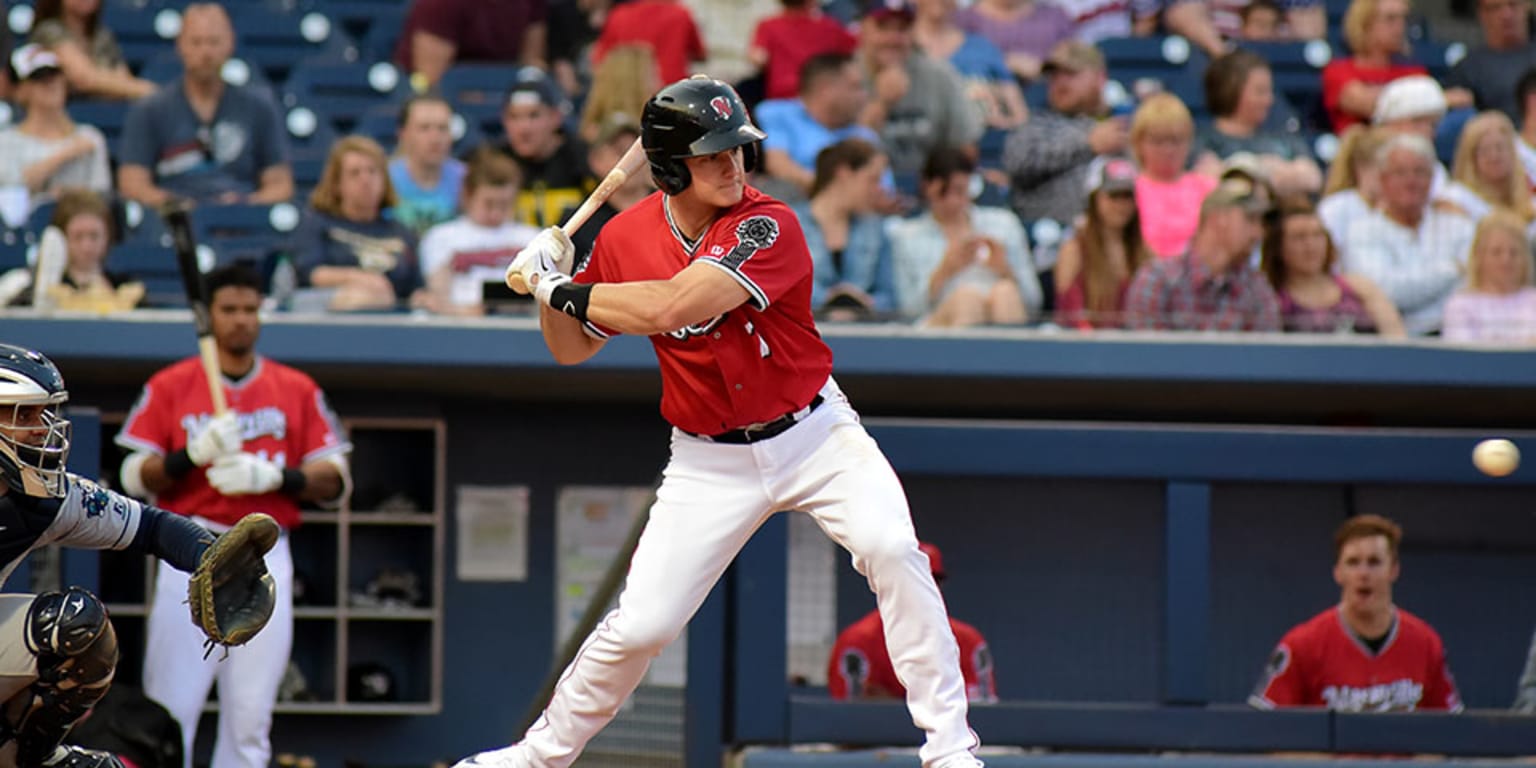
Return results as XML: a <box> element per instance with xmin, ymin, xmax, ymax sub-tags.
<box><xmin>642</xmin><ymin>76</ymin><xmax>765</xmax><ymax>195</ymax></box>
<box><xmin>0</xmin><ymin>344</ymin><xmax>70</xmax><ymax>497</ymax></box>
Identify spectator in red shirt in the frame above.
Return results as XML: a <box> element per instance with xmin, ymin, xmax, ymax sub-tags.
<box><xmin>829</xmin><ymin>542</ymin><xmax>997</xmax><ymax>703</ymax></box>
<box><xmin>1321</xmin><ymin>0</ymin><xmax>1425</xmax><ymax>132</ymax></box>
<box><xmin>396</xmin><ymin>0</ymin><xmax>548</xmax><ymax>90</ymax></box>
<box><xmin>750</xmin><ymin>0</ymin><xmax>859</xmax><ymax>101</ymax></box>
<box><xmin>592</xmin><ymin>0</ymin><xmax>705</xmax><ymax>85</ymax></box>
<box><xmin>1250</xmin><ymin>514</ymin><xmax>1462</xmax><ymax>713</ymax></box>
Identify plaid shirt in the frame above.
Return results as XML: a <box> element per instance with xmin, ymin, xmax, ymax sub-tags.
<box><xmin>1123</xmin><ymin>251</ymin><xmax>1282</xmax><ymax>331</ymax></box>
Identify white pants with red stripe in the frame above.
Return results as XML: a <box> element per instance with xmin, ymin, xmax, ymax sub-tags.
<box><xmin>507</xmin><ymin>378</ymin><xmax>979</xmax><ymax>768</ymax></box>
<box><xmin>143</xmin><ymin>522</ymin><xmax>293</xmax><ymax>768</ymax></box>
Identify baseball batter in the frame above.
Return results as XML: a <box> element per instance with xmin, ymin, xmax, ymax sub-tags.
<box><xmin>0</xmin><ymin>343</ymin><xmax>246</xmax><ymax>768</ymax></box>
<box><xmin>116</xmin><ymin>265</ymin><xmax>352</xmax><ymax>768</ymax></box>
<box><xmin>453</xmin><ymin>76</ymin><xmax>984</xmax><ymax>768</ymax></box>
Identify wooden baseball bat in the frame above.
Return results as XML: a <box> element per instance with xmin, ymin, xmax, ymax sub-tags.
<box><xmin>165</xmin><ymin>203</ymin><xmax>229</xmax><ymax>416</ymax></box>
<box><xmin>507</xmin><ymin>137</ymin><xmax>647</xmax><ymax>293</ymax></box>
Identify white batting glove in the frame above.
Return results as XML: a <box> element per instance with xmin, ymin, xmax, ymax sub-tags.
<box><xmin>506</xmin><ymin>227</ymin><xmax>574</xmax><ymax>293</ymax></box>
<box><xmin>187</xmin><ymin>412</ymin><xmax>242</xmax><ymax>466</ymax></box>
<box><xmin>207</xmin><ymin>453</ymin><xmax>283</xmax><ymax>496</ymax></box>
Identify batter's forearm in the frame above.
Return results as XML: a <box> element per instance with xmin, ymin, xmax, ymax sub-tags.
<box><xmin>540</xmin><ymin>304</ymin><xmax>604</xmax><ymax>364</ymax></box>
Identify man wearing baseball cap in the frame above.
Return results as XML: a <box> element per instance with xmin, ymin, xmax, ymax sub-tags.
<box><xmin>1372</xmin><ymin>75</ymin><xmax>1451</xmax><ymax>198</ymax></box>
<box><xmin>1004</xmin><ymin>41</ymin><xmax>1128</xmax><ymax>227</ymax></box>
<box><xmin>1123</xmin><ymin>177</ymin><xmax>1281</xmax><ymax>331</ymax></box>
<box><xmin>483</xmin><ymin>70</ymin><xmax>595</xmax><ymax>229</ymax></box>
<box><xmin>829</xmin><ymin>542</ymin><xmax>998</xmax><ymax>703</ymax></box>
<box><xmin>857</xmin><ymin>0</ymin><xmax>982</xmax><ymax>179</ymax></box>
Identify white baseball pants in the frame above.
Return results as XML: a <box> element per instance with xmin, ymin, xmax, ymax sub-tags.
<box><xmin>143</xmin><ymin>522</ymin><xmax>293</xmax><ymax>768</ymax></box>
<box><xmin>514</xmin><ymin>378</ymin><xmax>978</xmax><ymax>768</ymax></box>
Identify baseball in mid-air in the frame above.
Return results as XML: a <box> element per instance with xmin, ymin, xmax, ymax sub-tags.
<box><xmin>1472</xmin><ymin>439</ymin><xmax>1520</xmax><ymax>477</ymax></box>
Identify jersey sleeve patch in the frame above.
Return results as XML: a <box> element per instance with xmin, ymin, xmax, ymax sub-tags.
<box><xmin>702</xmin><ymin>215</ymin><xmax>780</xmax><ymax>311</ymax></box>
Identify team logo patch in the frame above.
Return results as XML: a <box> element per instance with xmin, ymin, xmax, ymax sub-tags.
<box><xmin>710</xmin><ymin>96</ymin><xmax>733</xmax><ymax>119</ymax></box>
<box><xmin>78</xmin><ymin>478</ymin><xmax>109</xmax><ymax>518</ymax></box>
<box><xmin>717</xmin><ymin>215</ymin><xmax>781</xmax><ymax>272</ymax></box>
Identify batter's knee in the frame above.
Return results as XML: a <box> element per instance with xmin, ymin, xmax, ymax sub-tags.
<box><xmin>607</xmin><ymin>607</ymin><xmax>684</xmax><ymax>656</ymax></box>
<box><xmin>26</xmin><ymin>587</ymin><xmax>118</xmax><ymax>688</ymax></box>
<box><xmin>847</xmin><ymin>532</ymin><xmax>922</xmax><ymax>580</ymax></box>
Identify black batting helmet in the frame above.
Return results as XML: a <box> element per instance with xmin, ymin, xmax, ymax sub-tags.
<box><xmin>642</xmin><ymin>76</ymin><xmax>765</xmax><ymax>195</ymax></box>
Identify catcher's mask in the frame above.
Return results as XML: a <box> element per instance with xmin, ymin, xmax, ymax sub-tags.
<box><xmin>0</xmin><ymin>344</ymin><xmax>71</xmax><ymax>498</ymax></box>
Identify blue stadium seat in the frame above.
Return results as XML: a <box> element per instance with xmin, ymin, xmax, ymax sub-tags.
<box><xmin>106</xmin><ymin>242</ymin><xmax>186</xmax><ymax>307</ymax></box>
<box><xmin>1099</xmin><ymin>35</ymin><xmax>1208</xmax><ymax>81</ymax></box>
<box><xmin>292</xmin><ymin>154</ymin><xmax>326</xmax><ymax>194</ymax></box>
<box><xmin>191</xmin><ymin>203</ymin><xmax>301</xmax><ymax>242</ymax></box>
<box><xmin>358</xmin><ymin>7</ymin><xmax>406</xmax><ymax>66</ymax></box>
<box><xmin>229</xmin><ymin>6</ymin><xmax>354</xmax><ymax>84</ymax></box>
<box><xmin>66</xmin><ymin>100</ymin><xmax>129</xmax><ymax>155</ymax></box>
<box><xmin>282</xmin><ymin>102</ymin><xmax>342</xmax><ymax>159</ymax></box>
<box><xmin>284</xmin><ymin>60</ymin><xmax>410</xmax><ymax>133</ymax></box>
<box><xmin>0</xmin><ymin>230</ymin><xmax>29</xmax><ymax>273</ymax></box>
<box><xmin>439</xmin><ymin>64</ymin><xmax>534</xmax><ymax>137</ymax></box>
<box><xmin>102</xmin><ymin>4</ymin><xmax>181</xmax><ymax>73</ymax></box>
<box><xmin>323</xmin><ymin>0</ymin><xmax>408</xmax><ymax>42</ymax></box>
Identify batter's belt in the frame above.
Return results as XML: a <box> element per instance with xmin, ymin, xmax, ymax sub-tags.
<box><xmin>689</xmin><ymin>395</ymin><xmax>825</xmax><ymax>444</ymax></box>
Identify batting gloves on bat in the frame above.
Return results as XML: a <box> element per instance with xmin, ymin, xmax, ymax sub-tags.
<box><xmin>507</xmin><ymin>227</ymin><xmax>574</xmax><ymax>293</ymax></box>
<box><xmin>208</xmin><ymin>453</ymin><xmax>284</xmax><ymax>496</ymax></box>
<box><xmin>187</xmin><ymin>412</ymin><xmax>243</xmax><ymax>466</ymax></box>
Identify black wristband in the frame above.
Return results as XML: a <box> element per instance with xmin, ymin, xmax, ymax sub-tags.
<box><xmin>548</xmin><ymin>281</ymin><xmax>593</xmax><ymax>323</ymax></box>
<box><xmin>280</xmin><ymin>468</ymin><xmax>307</xmax><ymax>496</ymax></box>
<box><xmin>164</xmin><ymin>448</ymin><xmax>194</xmax><ymax>479</ymax></box>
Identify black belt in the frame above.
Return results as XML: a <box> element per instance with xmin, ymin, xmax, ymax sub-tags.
<box><xmin>695</xmin><ymin>394</ymin><xmax>825</xmax><ymax>444</ymax></box>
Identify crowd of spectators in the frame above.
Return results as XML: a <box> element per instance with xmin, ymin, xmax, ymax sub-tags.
<box><xmin>2</xmin><ymin>0</ymin><xmax>1536</xmax><ymax>341</ymax></box>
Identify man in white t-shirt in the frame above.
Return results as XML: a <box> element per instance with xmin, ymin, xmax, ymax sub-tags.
<box><xmin>419</xmin><ymin>152</ymin><xmax>540</xmax><ymax>315</ymax></box>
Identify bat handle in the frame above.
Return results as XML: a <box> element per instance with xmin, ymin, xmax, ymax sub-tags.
<box><xmin>198</xmin><ymin>336</ymin><xmax>229</xmax><ymax>416</ymax></box>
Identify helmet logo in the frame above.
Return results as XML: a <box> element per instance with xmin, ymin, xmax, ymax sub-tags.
<box><xmin>709</xmin><ymin>96</ymin><xmax>733</xmax><ymax>119</ymax></box>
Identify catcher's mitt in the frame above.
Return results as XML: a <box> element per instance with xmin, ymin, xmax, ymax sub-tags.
<box><xmin>189</xmin><ymin>512</ymin><xmax>280</xmax><ymax>658</ymax></box>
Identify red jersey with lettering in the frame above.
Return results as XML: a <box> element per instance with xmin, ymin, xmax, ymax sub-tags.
<box><xmin>116</xmin><ymin>356</ymin><xmax>351</xmax><ymax>529</ymax></box>
<box><xmin>576</xmin><ymin>187</ymin><xmax>834</xmax><ymax>435</ymax></box>
<box><xmin>828</xmin><ymin>610</ymin><xmax>997</xmax><ymax>702</ymax></box>
<box><xmin>1250</xmin><ymin>607</ymin><xmax>1462</xmax><ymax>712</ymax></box>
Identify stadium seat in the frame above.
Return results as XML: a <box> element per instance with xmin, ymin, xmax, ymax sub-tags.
<box><xmin>0</xmin><ymin>230</ymin><xmax>28</xmax><ymax>273</ymax></box>
<box><xmin>191</xmin><ymin>203</ymin><xmax>301</xmax><ymax>242</ymax></box>
<box><xmin>102</xmin><ymin>3</ymin><xmax>181</xmax><ymax>73</ymax></box>
<box><xmin>291</xmin><ymin>154</ymin><xmax>326</xmax><ymax>196</ymax></box>
<box><xmin>66</xmin><ymin>100</ymin><xmax>130</xmax><ymax>155</ymax></box>
<box><xmin>107</xmin><ymin>242</ymin><xmax>186</xmax><ymax>307</ymax></box>
<box><xmin>229</xmin><ymin>5</ymin><xmax>354</xmax><ymax>84</ymax></box>
<box><xmin>357</xmin><ymin>7</ymin><xmax>407</xmax><ymax>66</ymax></box>
<box><xmin>283</xmin><ymin>102</ymin><xmax>342</xmax><ymax>159</ymax></box>
<box><xmin>439</xmin><ymin>64</ymin><xmax>538</xmax><ymax>137</ymax></box>
<box><xmin>323</xmin><ymin>0</ymin><xmax>407</xmax><ymax>43</ymax></box>
<box><xmin>284</xmin><ymin>60</ymin><xmax>410</xmax><ymax>133</ymax></box>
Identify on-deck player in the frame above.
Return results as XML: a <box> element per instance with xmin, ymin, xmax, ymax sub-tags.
<box><xmin>116</xmin><ymin>265</ymin><xmax>352</xmax><ymax>768</ymax></box>
<box><xmin>830</xmin><ymin>542</ymin><xmax>998</xmax><ymax>703</ymax></box>
<box><xmin>453</xmin><ymin>75</ymin><xmax>985</xmax><ymax>768</ymax></box>
<box><xmin>0</xmin><ymin>343</ymin><xmax>259</xmax><ymax>768</ymax></box>
<box><xmin>1250</xmin><ymin>513</ymin><xmax>1462</xmax><ymax>712</ymax></box>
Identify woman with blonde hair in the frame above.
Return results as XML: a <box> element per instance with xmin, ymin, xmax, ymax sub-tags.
<box><xmin>1261</xmin><ymin>197</ymin><xmax>1404</xmax><ymax>335</ymax></box>
<box><xmin>1318</xmin><ymin>125</ymin><xmax>1387</xmax><ymax>249</ymax></box>
<box><xmin>1443</xmin><ymin>210</ymin><xmax>1536</xmax><ymax>343</ymax></box>
<box><xmin>1054</xmin><ymin>156</ymin><xmax>1152</xmax><ymax>329</ymax></box>
<box><xmin>579</xmin><ymin>45</ymin><xmax>659</xmax><ymax>144</ymax></box>
<box><xmin>1320</xmin><ymin>0</ymin><xmax>1426</xmax><ymax>131</ymax></box>
<box><xmin>1443</xmin><ymin>111</ymin><xmax>1535</xmax><ymax>228</ymax></box>
<box><xmin>295</xmin><ymin>135</ymin><xmax>421</xmax><ymax>311</ymax></box>
<box><xmin>1131</xmin><ymin>92</ymin><xmax>1217</xmax><ymax>258</ymax></box>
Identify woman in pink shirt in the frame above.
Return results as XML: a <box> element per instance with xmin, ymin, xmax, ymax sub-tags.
<box><xmin>1443</xmin><ymin>210</ymin><xmax>1536</xmax><ymax>343</ymax></box>
<box><xmin>1131</xmin><ymin>93</ymin><xmax>1217</xmax><ymax>258</ymax></box>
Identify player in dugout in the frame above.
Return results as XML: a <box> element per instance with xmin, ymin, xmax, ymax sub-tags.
<box><xmin>830</xmin><ymin>541</ymin><xmax>998</xmax><ymax>703</ymax></box>
<box><xmin>1250</xmin><ymin>513</ymin><xmax>1462</xmax><ymax>712</ymax></box>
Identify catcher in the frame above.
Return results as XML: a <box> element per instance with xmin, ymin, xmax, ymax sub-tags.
<box><xmin>0</xmin><ymin>343</ymin><xmax>278</xmax><ymax>768</ymax></box>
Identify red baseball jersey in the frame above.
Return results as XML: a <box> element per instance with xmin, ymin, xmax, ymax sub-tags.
<box><xmin>576</xmin><ymin>187</ymin><xmax>834</xmax><ymax>436</ymax></box>
<box><xmin>1250</xmin><ymin>607</ymin><xmax>1462</xmax><ymax>712</ymax></box>
<box><xmin>116</xmin><ymin>356</ymin><xmax>351</xmax><ymax>529</ymax></box>
<box><xmin>828</xmin><ymin>610</ymin><xmax>997</xmax><ymax>703</ymax></box>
